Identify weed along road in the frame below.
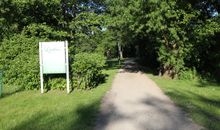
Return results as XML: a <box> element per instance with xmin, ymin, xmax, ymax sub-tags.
<box><xmin>95</xmin><ymin>59</ymin><xmax>202</xmax><ymax>130</ymax></box>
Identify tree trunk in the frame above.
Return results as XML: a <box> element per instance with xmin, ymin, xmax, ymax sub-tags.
<box><xmin>118</xmin><ymin>42</ymin><xmax>123</xmax><ymax>59</ymax></box>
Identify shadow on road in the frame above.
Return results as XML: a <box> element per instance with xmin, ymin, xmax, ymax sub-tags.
<box><xmin>119</xmin><ymin>58</ymin><xmax>157</xmax><ymax>75</ymax></box>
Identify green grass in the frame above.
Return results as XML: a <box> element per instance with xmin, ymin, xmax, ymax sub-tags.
<box><xmin>148</xmin><ymin>74</ymin><xmax>220</xmax><ymax>130</ymax></box>
<box><xmin>0</xmin><ymin>64</ymin><xmax>118</xmax><ymax>130</ymax></box>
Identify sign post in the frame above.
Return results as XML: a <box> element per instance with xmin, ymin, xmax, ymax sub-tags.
<box><xmin>65</xmin><ymin>41</ymin><xmax>70</xmax><ymax>93</ymax></box>
<box><xmin>39</xmin><ymin>42</ymin><xmax>44</xmax><ymax>94</ymax></box>
<box><xmin>39</xmin><ymin>41</ymin><xmax>70</xmax><ymax>93</ymax></box>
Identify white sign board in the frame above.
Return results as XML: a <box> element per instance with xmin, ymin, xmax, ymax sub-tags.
<box><xmin>39</xmin><ymin>41</ymin><xmax>70</xmax><ymax>93</ymax></box>
<box><xmin>41</xmin><ymin>42</ymin><xmax>66</xmax><ymax>74</ymax></box>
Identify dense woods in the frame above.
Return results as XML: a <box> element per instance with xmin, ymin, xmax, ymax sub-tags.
<box><xmin>0</xmin><ymin>0</ymin><xmax>219</xmax><ymax>89</ymax></box>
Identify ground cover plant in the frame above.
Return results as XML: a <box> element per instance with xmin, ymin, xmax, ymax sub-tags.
<box><xmin>149</xmin><ymin>74</ymin><xmax>220</xmax><ymax>130</ymax></box>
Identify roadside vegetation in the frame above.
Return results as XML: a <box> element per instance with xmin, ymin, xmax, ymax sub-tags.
<box><xmin>149</xmin><ymin>74</ymin><xmax>220</xmax><ymax>130</ymax></box>
<box><xmin>1</xmin><ymin>0</ymin><xmax>219</xmax><ymax>85</ymax></box>
<box><xmin>0</xmin><ymin>60</ymin><xmax>119</xmax><ymax>130</ymax></box>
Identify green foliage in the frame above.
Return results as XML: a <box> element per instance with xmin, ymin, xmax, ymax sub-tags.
<box><xmin>71</xmin><ymin>53</ymin><xmax>106</xmax><ymax>89</ymax></box>
<box><xmin>106</xmin><ymin>0</ymin><xmax>220</xmax><ymax>79</ymax></box>
<box><xmin>0</xmin><ymin>1</ymin><xmax>113</xmax><ymax>90</ymax></box>
<box><xmin>178</xmin><ymin>68</ymin><xmax>198</xmax><ymax>80</ymax></box>
<box><xmin>189</xmin><ymin>17</ymin><xmax>220</xmax><ymax>75</ymax></box>
<box><xmin>145</xmin><ymin>0</ymin><xmax>197</xmax><ymax>75</ymax></box>
<box><xmin>1</xmin><ymin>34</ymin><xmax>41</xmax><ymax>90</ymax></box>
<box><xmin>46</xmin><ymin>76</ymin><xmax>66</xmax><ymax>90</ymax></box>
<box><xmin>0</xmin><ymin>0</ymin><xmax>64</xmax><ymax>41</ymax></box>
<box><xmin>69</xmin><ymin>12</ymin><xmax>109</xmax><ymax>54</ymax></box>
<box><xmin>1</xmin><ymin>23</ymin><xmax>69</xmax><ymax>90</ymax></box>
<box><xmin>1</xmin><ymin>0</ymin><xmax>220</xmax><ymax>90</ymax></box>
<box><xmin>22</xmin><ymin>23</ymin><xmax>69</xmax><ymax>40</ymax></box>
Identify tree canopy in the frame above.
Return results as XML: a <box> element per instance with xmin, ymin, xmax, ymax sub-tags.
<box><xmin>0</xmin><ymin>0</ymin><xmax>220</xmax><ymax>89</ymax></box>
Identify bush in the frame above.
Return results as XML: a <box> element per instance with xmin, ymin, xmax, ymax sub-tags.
<box><xmin>1</xmin><ymin>25</ymin><xmax>69</xmax><ymax>90</ymax></box>
<box><xmin>71</xmin><ymin>53</ymin><xmax>106</xmax><ymax>89</ymax></box>
<box><xmin>178</xmin><ymin>68</ymin><xmax>198</xmax><ymax>80</ymax></box>
<box><xmin>46</xmin><ymin>75</ymin><xmax>66</xmax><ymax>90</ymax></box>
<box><xmin>1</xmin><ymin>34</ymin><xmax>42</xmax><ymax>89</ymax></box>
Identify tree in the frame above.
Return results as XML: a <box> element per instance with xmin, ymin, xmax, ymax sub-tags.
<box><xmin>105</xmin><ymin>0</ymin><xmax>220</xmax><ymax>79</ymax></box>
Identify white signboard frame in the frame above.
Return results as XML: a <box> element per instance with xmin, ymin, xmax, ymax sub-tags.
<box><xmin>39</xmin><ymin>41</ymin><xmax>70</xmax><ymax>94</ymax></box>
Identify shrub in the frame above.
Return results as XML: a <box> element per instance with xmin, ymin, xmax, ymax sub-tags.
<box><xmin>1</xmin><ymin>34</ymin><xmax>42</xmax><ymax>89</ymax></box>
<box><xmin>178</xmin><ymin>68</ymin><xmax>198</xmax><ymax>80</ymax></box>
<box><xmin>46</xmin><ymin>75</ymin><xmax>66</xmax><ymax>90</ymax></box>
<box><xmin>1</xmin><ymin>25</ymin><xmax>69</xmax><ymax>90</ymax></box>
<box><xmin>71</xmin><ymin>53</ymin><xmax>106</xmax><ymax>89</ymax></box>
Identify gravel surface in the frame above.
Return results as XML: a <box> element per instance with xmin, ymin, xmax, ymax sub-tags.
<box><xmin>95</xmin><ymin>59</ymin><xmax>202</xmax><ymax>130</ymax></box>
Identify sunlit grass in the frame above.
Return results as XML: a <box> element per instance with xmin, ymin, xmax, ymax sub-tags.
<box><xmin>0</xmin><ymin>62</ymin><xmax>118</xmax><ymax>130</ymax></box>
<box><xmin>148</xmin><ymin>74</ymin><xmax>220</xmax><ymax>130</ymax></box>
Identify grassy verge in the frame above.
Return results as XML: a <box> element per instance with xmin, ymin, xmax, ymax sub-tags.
<box><xmin>148</xmin><ymin>74</ymin><xmax>220</xmax><ymax>130</ymax></box>
<box><xmin>0</xmin><ymin>61</ymin><xmax>118</xmax><ymax>130</ymax></box>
